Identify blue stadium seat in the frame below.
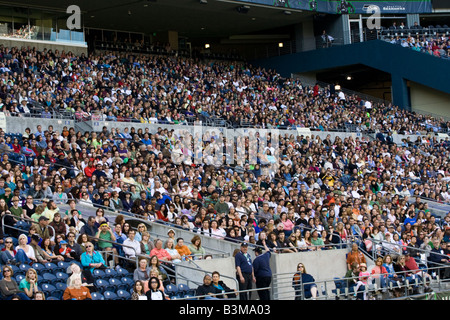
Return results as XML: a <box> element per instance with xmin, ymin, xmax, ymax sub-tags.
<box><xmin>108</xmin><ymin>278</ymin><xmax>122</xmax><ymax>290</ymax></box>
<box><xmin>41</xmin><ymin>272</ymin><xmax>58</xmax><ymax>285</ymax></box>
<box><xmin>15</xmin><ymin>274</ymin><xmax>25</xmax><ymax>283</ymax></box>
<box><xmin>116</xmin><ymin>289</ymin><xmax>131</xmax><ymax>300</ymax></box>
<box><xmin>177</xmin><ymin>283</ymin><xmax>195</xmax><ymax>297</ymax></box>
<box><xmin>115</xmin><ymin>267</ymin><xmax>132</xmax><ymax>278</ymax></box>
<box><xmin>55</xmin><ymin>282</ymin><xmax>67</xmax><ymax>293</ymax></box>
<box><xmin>55</xmin><ymin>272</ymin><xmax>69</xmax><ymax>283</ymax></box>
<box><xmin>41</xmin><ymin>283</ymin><xmax>59</xmax><ymax>299</ymax></box>
<box><xmin>91</xmin><ymin>292</ymin><xmax>104</xmax><ymax>300</ymax></box>
<box><xmin>92</xmin><ymin>269</ymin><xmax>106</xmax><ymax>279</ymax></box>
<box><xmin>104</xmin><ymin>268</ymin><xmax>118</xmax><ymax>279</ymax></box>
<box><xmin>31</xmin><ymin>263</ymin><xmax>46</xmax><ymax>275</ymax></box>
<box><xmin>95</xmin><ymin>279</ymin><xmax>109</xmax><ymax>293</ymax></box>
<box><xmin>43</xmin><ymin>262</ymin><xmax>59</xmax><ymax>273</ymax></box>
<box><xmin>120</xmin><ymin>277</ymin><xmax>133</xmax><ymax>291</ymax></box>
<box><xmin>103</xmin><ymin>290</ymin><xmax>119</xmax><ymax>300</ymax></box>
<box><xmin>18</xmin><ymin>263</ymin><xmax>31</xmax><ymax>275</ymax></box>
<box><xmin>9</xmin><ymin>264</ymin><xmax>21</xmax><ymax>276</ymax></box>
<box><xmin>57</xmin><ymin>261</ymin><xmax>72</xmax><ymax>272</ymax></box>
<box><xmin>165</xmin><ymin>283</ymin><xmax>179</xmax><ymax>298</ymax></box>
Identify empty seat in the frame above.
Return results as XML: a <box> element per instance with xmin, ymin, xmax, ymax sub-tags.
<box><xmin>120</xmin><ymin>277</ymin><xmax>133</xmax><ymax>291</ymax></box>
<box><xmin>91</xmin><ymin>292</ymin><xmax>104</xmax><ymax>300</ymax></box>
<box><xmin>103</xmin><ymin>291</ymin><xmax>119</xmax><ymax>300</ymax></box>
<box><xmin>95</xmin><ymin>279</ymin><xmax>109</xmax><ymax>293</ymax></box>
<box><xmin>31</xmin><ymin>263</ymin><xmax>46</xmax><ymax>275</ymax></box>
<box><xmin>165</xmin><ymin>284</ymin><xmax>179</xmax><ymax>298</ymax></box>
<box><xmin>116</xmin><ymin>289</ymin><xmax>131</xmax><ymax>300</ymax></box>
<box><xmin>41</xmin><ymin>272</ymin><xmax>58</xmax><ymax>285</ymax></box>
<box><xmin>104</xmin><ymin>268</ymin><xmax>118</xmax><ymax>279</ymax></box>
<box><xmin>92</xmin><ymin>269</ymin><xmax>106</xmax><ymax>279</ymax></box>
<box><xmin>55</xmin><ymin>272</ymin><xmax>69</xmax><ymax>283</ymax></box>
<box><xmin>177</xmin><ymin>283</ymin><xmax>195</xmax><ymax>297</ymax></box>
<box><xmin>43</xmin><ymin>262</ymin><xmax>59</xmax><ymax>273</ymax></box>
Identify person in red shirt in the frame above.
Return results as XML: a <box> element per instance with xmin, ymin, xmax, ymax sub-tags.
<box><xmin>346</xmin><ymin>242</ymin><xmax>366</xmax><ymax>270</ymax></box>
<box><xmin>150</xmin><ymin>239</ymin><xmax>172</xmax><ymax>262</ymax></box>
<box><xmin>84</xmin><ymin>160</ymin><xmax>96</xmax><ymax>178</ymax></box>
<box><xmin>404</xmin><ymin>251</ymin><xmax>432</xmax><ymax>292</ymax></box>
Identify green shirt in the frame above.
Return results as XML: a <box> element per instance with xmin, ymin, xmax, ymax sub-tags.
<box><xmin>311</xmin><ymin>237</ymin><xmax>324</xmax><ymax>246</ymax></box>
<box><xmin>9</xmin><ymin>206</ymin><xmax>22</xmax><ymax>218</ymax></box>
<box><xmin>98</xmin><ymin>231</ymin><xmax>113</xmax><ymax>249</ymax></box>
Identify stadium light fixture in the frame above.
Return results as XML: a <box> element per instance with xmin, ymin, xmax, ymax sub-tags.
<box><xmin>284</xmin><ymin>10</ymin><xmax>292</xmax><ymax>15</ymax></box>
<box><xmin>335</xmin><ymin>85</ymin><xmax>341</xmax><ymax>91</ymax></box>
<box><xmin>278</xmin><ymin>42</ymin><xmax>284</xmax><ymax>48</ymax></box>
<box><xmin>346</xmin><ymin>76</ymin><xmax>352</xmax><ymax>81</ymax></box>
<box><xmin>200</xmin><ymin>0</ymin><xmax>208</xmax><ymax>3</ymax></box>
<box><xmin>205</xmin><ymin>43</ymin><xmax>210</xmax><ymax>49</ymax></box>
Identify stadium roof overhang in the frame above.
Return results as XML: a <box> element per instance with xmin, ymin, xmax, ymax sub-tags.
<box><xmin>5</xmin><ymin>0</ymin><xmax>315</xmax><ymax>40</ymax></box>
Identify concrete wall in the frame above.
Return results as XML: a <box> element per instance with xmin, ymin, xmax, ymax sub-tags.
<box><xmin>409</xmin><ymin>81</ymin><xmax>450</xmax><ymax>119</ymax></box>
<box><xmin>5</xmin><ymin>116</ymin><xmax>75</xmax><ymax>134</ymax></box>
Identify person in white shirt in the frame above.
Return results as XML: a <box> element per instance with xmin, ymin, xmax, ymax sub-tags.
<box><xmin>123</xmin><ymin>229</ymin><xmax>141</xmax><ymax>259</ymax></box>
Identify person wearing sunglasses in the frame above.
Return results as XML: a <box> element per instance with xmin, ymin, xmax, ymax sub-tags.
<box><xmin>80</xmin><ymin>241</ymin><xmax>107</xmax><ymax>275</ymax></box>
<box><xmin>292</xmin><ymin>263</ymin><xmax>318</xmax><ymax>300</ymax></box>
<box><xmin>0</xmin><ymin>265</ymin><xmax>30</xmax><ymax>300</ymax></box>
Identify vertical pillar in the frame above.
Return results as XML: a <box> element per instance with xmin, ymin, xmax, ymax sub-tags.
<box><xmin>168</xmin><ymin>30</ymin><xmax>178</xmax><ymax>51</ymax></box>
<box><xmin>391</xmin><ymin>74</ymin><xmax>410</xmax><ymax>110</ymax></box>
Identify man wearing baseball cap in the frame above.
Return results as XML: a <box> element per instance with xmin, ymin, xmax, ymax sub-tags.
<box><xmin>234</xmin><ymin>242</ymin><xmax>256</xmax><ymax>300</ymax></box>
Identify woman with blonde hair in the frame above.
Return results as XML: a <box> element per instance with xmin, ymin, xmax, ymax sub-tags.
<box><xmin>63</xmin><ymin>273</ymin><xmax>92</xmax><ymax>300</ymax></box>
<box><xmin>19</xmin><ymin>268</ymin><xmax>39</xmax><ymax>298</ymax></box>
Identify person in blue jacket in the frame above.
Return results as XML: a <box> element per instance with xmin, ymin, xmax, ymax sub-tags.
<box><xmin>253</xmin><ymin>241</ymin><xmax>272</xmax><ymax>300</ymax></box>
<box><xmin>81</xmin><ymin>241</ymin><xmax>107</xmax><ymax>274</ymax></box>
<box><xmin>292</xmin><ymin>262</ymin><xmax>318</xmax><ymax>299</ymax></box>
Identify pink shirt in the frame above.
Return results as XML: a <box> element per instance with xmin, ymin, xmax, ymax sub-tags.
<box><xmin>150</xmin><ymin>248</ymin><xmax>172</xmax><ymax>261</ymax></box>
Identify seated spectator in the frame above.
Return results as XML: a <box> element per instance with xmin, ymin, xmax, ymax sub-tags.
<box><xmin>346</xmin><ymin>242</ymin><xmax>366</xmax><ymax>270</ymax></box>
<box><xmin>211</xmin><ymin>271</ymin><xmax>237</xmax><ymax>299</ymax></box>
<box><xmin>145</xmin><ymin>276</ymin><xmax>167</xmax><ymax>300</ymax></box>
<box><xmin>0</xmin><ymin>265</ymin><xmax>30</xmax><ymax>300</ymax></box>
<box><xmin>195</xmin><ymin>274</ymin><xmax>221</xmax><ymax>299</ymax></box>
<box><xmin>15</xmin><ymin>233</ymin><xmax>37</xmax><ymax>264</ymax></box>
<box><xmin>122</xmin><ymin>229</ymin><xmax>141</xmax><ymax>259</ymax></box>
<box><xmin>175</xmin><ymin>237</ymin><xmax>192</xmax><ymax>261</ymax></box>
<box><xmin>139</xmin><ymin>231</ymin><xmax>154</xmax><ymax>256</ymax></box>
<box><xmin>292</xmin><ymin>263</ymin><xmax>318</xmax><ymax>300</ymax></box>
<box><xmin>95</xmin><ymin>221</ymin><xmax>119</xmax><ymax>265</ymax></box>
<box><xmin>133</xmin><ymin>257</ymin><xmax>152</xmax><ymax>292</ymax></box>
<box><xmin>63</xmin><ymin>274</ymin><xmax>92</xmax><ymax>300</ymax></box>
<box><xmin>187</xmin><ymin>235</ymin><xmax>206</xmax><ymax>259</ymax></box>
<box><xmin>80</xmin><ymin>241</ymin><xmax>107</xmax><ymax>275</ymax></box>
<box><xmin>164</xmin><ymin>238</ymin><xmax>182</xmax><ymax>263</ymax></box>
<box><xmin>131</xmin><ymin>280</ymin><xmax>147</xmax><ymax>300</ymax></box>
<box><xmin>19</xmin><ymin>267</ymin><xmax>39</xmax><ymax>299</ymax></box>
<box><xmin>370</xmin><ymin>256</ymin><xmax>388</xmax><ymax>292</ymax></box>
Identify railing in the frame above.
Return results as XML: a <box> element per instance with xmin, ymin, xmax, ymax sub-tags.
<box><xmin>273</xmin><ymin>265</ymin><xmax>449</xmax><ymax>300</ymax></box>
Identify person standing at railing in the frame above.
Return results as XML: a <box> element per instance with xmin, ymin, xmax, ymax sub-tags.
<box><xmin>253</xmin><ymin>241</ymin><xmax>272</xmax><ymax>300</ymax></box>
<box><xmin>427</xmin><ymin>239</ymin><xmax>450</xmax><ymax>280</ymax></box>
<box><xmin>235</xmin><ymin>242</ymin><xmax>256</xmax><ymax>300</ymax></box>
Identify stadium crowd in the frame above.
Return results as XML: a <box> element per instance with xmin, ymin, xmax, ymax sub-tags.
<box><xmin>385</xmin><ymin>32</ymin><xmax>450</xmax><ymax>59</ymax></box>
<box><xmin>0</xmin><ymin>45</ymin><xmax>448</xmax><ymax>300</ymax></box>
<box><xmin>0</xmin><ymin>45</ymin><xmax>449</xmax><ymax>133</ymax></box>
